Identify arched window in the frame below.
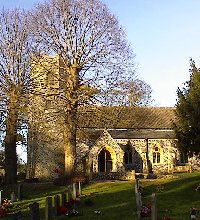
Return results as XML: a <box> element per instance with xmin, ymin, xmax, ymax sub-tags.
<box><xmin>124</xmin><ymin>150</ymin><xmax>132</xmax><ymax>165</ymax></box>
<box><xmin>153</xmin><ymin>146</ymin><xmax>161</xmax><ymax>164</ymax></box>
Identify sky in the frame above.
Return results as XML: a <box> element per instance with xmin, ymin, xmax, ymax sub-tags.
<box><xmin>1</xmin><ymin>0</ymin><xmax>200</xmax><ymax>107</ymax></box>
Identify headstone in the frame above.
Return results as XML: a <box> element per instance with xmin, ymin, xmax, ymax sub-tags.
<box><xmin>11</xmin><ymin>192</ymin><xmax>16</xmax><ymax>202</ymax></box>
<box><xmin>0</xmin><ymin>190</ymin><xmax>3</xmax><ymax>205</ymax></box>
<box><xmin>135</xmin><ymin>179</ymin><xmax>142</xmax><ymax>220</ymax></box>
<box><xmin>29</xmin><ymin>202</ymin><xmax>40</xmax><ymax>220</ymax></box>
<box><xmin>73</xmin><ymin>183</ymin><xmax>76</xmax><ymax>199</ymax></box>
<box><xmin>67</xmin><ymin>185</ymin><xmax>72</xmax><ymax>201</ymax></box>
<box><xmin>45</xmin><ymin>197</ymin><xmax>53</xmax><ymax>220</ymax></box>
<box><xmin>17</xmin><ymin>184</ymin><xmax>23</xmax><ymax>200</ymax></box>
<box><xmin>11</xmin><ymin>211</ymin><xmax>22</xmax><ymax>220</ymax></box>
<box><xmin>151</xmin><ymin>193</ymin><xmax>157</xmax><ymax>220</ymax></box>
<box><xmin>54</xmin><ymin>195</ymin><xmax>60</xmax><ymax>216</ymax></box>
<box><xmin>78</xmin><ymin>181</ymin><xmax>82</xmax><ymax>196</ymax></box>
<box><xmin>61</xmin><ymin>192</ymin><xmax>67</xmax><ymax>206</ymax></box>
<box><xmin>135</xmin><ymin>192</ymin><xmax>142</xmax><ymax>220</ymax></box>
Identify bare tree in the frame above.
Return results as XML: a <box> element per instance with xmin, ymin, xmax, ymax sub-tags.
<box><xmin>99</xmin><ymin>78</ymin><xmax>153</xmax><ymax>106</ymax></box>
<box><xmin>0</xmin><ymin>9</ymin><xmax>32</xmax><ymax>184</ymax></box>
<box><xmin>29</xmin><ymin>0</ymin><xmax>136</xmax><ymax>177</ymax></box>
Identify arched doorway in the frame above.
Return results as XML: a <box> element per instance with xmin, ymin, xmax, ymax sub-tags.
<box><xmin>98</xmin><ymin>148</ymin><xmax>112</xmax><ymax>172</ymax></box>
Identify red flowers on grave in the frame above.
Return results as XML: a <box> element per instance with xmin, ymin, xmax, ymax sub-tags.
<box><xmin>140</xmin><ymin>204</ymin><xmax>151</xmax><ymax>217</ymax></box>
<box><xmin>66</xmin><ymin>198</ymin><xmax>76</xmax><ymax>209</ymax></box>
<box><xmin>0</xmin><ymin>206</ymin><xmax>6</xmax><ymax>218</ymax></box>
<box><xmin>58</xmin><ymin>198</ymin><xmax>76</xmax><ymax>215</ymax></box>
<box><xmin>58</xmin><ymin>206</ymin><xmax>68</xmax><ymax>215</ymax></box>
<box><xmin>0</xmin><ymin>199</ymin><xmax>12</xmax><ymax>218</ymax></box>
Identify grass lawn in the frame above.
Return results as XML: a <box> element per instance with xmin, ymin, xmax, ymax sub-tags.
<box><xmin>1</xmin><ymin>172</ymin><xmax>200</xmax><ymax>219</ymax></box>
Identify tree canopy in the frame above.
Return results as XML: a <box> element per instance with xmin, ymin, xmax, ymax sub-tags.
<box><xmin>0</xmin><ymin>9</ymin><xmax>34</xmax><ymax>183</ymax></box>
<box><xmin>174</xmin><ymin>59</ymin><xmax>200</xmax><ymax>157</ymax></box>
<box><xmin>0</xmin><ymin>0</ymin><xmax>153</xmax><ymax>181</ymax></box>
<box><xmin>28</xmin><ymin>0</ymin><xmax>138</xmax><ymax>176</ymax></box>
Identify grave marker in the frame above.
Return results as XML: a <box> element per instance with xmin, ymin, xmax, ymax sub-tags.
<box><xmin>67</xmin><ymin>185</ymin><xmax>72</xmax><ymax>200</ymax></box>
<box><xmin>0</xmin><ymin>190</ymin><xmax>2</xmax><ymax>205</ymax></box>
<box><xmin>54</xmin><ymin>195</ymin><xmax>60</xmax><ymax>216</ymax></box>
<box><xmin>45</xmin><ymin>197</ymin><xmax>53</xmax><ymax>220</ymax></box>
<box><xmin>135</xmin><ymin>179</ymin><xmax>142</xmax><ymax>220</ymax></box>
<box><xmin>11</xmin><ymin>211</ymin><xmax>22</xmax><ymax>220</ymax></box>
<box><xmin>29</xmin><ymin>202</ymin><xmax>40</xmax><ymax>220</ymax></box>
<box><xmin>61</xmin><ymin>192</ymin><xmax>67</xmax><ymax>206</ymax></box>
<box><xmin>11</xmin><ymin>192</ymin><xmax>16</xmax><ymax>202</ymax></box>
<box><xmin>17</xmin><ymin>184</ymin><xmax>23</xmax><ymax>200</ymax></box>
<box><xmin>78</xmin><ymin>181</ymin><xmax>82</xmax><ymax>196</ymax></box>
<box><xmin>73</xmin><ymin>183</ymin><xmax>76</xmax><ymax>199</ymax></box>
<box><xmin>151</xmin><ymin>193</ymin><xmax>157</xmax><ymax>220</ymax></box>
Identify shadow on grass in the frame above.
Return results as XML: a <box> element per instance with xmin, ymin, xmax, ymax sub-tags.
<box><xmin>141</xmin><ymin>172</ymin><xmax>200</xmax><ymax>220</ymax></box>
<box><xmin>2</xmin><ymin>173</ymin><xmax>200</xmax><ymax>220</ymax></box>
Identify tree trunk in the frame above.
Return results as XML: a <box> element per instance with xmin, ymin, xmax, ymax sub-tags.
<box><xmin>63</xmin><ymin>65</ymin><xmax>80</xmax><ymax>178</ymax></box>
<box><xmin>64</xmin><ymin>110</ymin><xmax>77</xmax><ymax>177</ymax></box>
<box><xmin>4</xmin><ymin>96</ymin><xmax>19</xmax><ymax>184</ymax></box>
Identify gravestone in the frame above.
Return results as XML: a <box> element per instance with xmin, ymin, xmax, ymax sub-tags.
<box><xmin>11</xmin><ymin>211</ymin><xmax>22</xmax><ymax>220</ymax></box>
<box><xmin>67</xmin><ymin>185</ymin><xmax>72</xmax><ymax>200</ymax></box>
<box><xmin>135</xmin><ymin>179</ymin><xmax>142</xmax><ymax>220</ymax></box>
<box><xmin>45</xmin><ymin>197</ymin><xmax>53</xmax><ymax>220</ymax></box>
<box><xmin>151</xmin><ymin>193</ymin><xmax>157</xmax><ymax>220</ymax></box>
<box><xmin>78</xmin><ymin>181</ymin><xmax>82</xmax><ymax>196</ymax></box>
<box><xmin>29</xmin><ymin>202</ymin><xmax>40</xmax><ymax>220</ymax></box>
<box><xmin>61</xmin><ymin>192</ymin><xmax>67</xmax><ymax>206</ymax></box>
<box><xmin>17</xmin><ymin>184</ymin><xmax>23</xmax><ymax>200</ymax></box>
<box><xmin>54</xmin><ymin>195</ymin><xmax>60</xmax><ymax>216</ymax></box>
<box><xmin>0</xmin><ymin>190</ymin><xmax>3</xmax><ymax>205</ymax></box>
<box><xmin>73</xmin><ymin>183</ymin><xmax>76</xmax><ymax>199</ymax></box>
<box><xmin>11</xmin><ymin>192</ymin><xmax>16</xmax><ymax>202</ymax></box>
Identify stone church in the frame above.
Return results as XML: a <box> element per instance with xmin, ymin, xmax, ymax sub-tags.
<box><xmin>27</xmin><ymin>104</ymin><xmax>181</xmax><ymax>180</ymax></box>
<box><xmin>26</xmin><ymin>56</ymin><xmax>192</xmax><ymax>180</ymax></box>
<box><xmin>75</xmin><ymin>106</ymin><xmax>178</xmax><ymax>180</ymax></box>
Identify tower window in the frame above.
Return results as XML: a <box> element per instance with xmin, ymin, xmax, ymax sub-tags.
<box><xmin>47</xmin><ymin>71</ymin><xmax>55</xmax><ymax>86</ymax></box>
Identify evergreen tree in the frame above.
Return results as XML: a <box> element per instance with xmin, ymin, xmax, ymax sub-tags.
<box><xmin>174</xmin><ymin>60</ymin><xmax>200</xmax><ymax>157</ymax></box>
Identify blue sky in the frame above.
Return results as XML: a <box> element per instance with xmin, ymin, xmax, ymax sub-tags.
<box><xmin>2</xmin><ymin>0</ymin><xmax>200</xmax><ymax>107</ymax></box>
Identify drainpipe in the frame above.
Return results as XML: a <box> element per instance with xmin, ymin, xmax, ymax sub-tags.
<box><xmin>145</xmin><ymin>138</ymin><xmax>152</xmax><ymax>174</ymax></box>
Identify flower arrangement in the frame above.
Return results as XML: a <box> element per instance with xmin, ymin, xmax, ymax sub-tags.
<box><xmin>195</xmin><ymin>184</ymin><xmax>200</xmax><ymax>191</ymax></box>
<box><xmin>0</xmin><ymin>199</ymin><xmax>12</xmax><ymax>218</ymax></box>
<box><xmin>2</xmin><ymin>199</ymin><xmax>12</xmax><ymax>207</ymax></box>
<box><xmin>57</xmin><ymin>198</ymin><xmax>78</xmax><ymax>216</ymax></box>
<box><xmin>140</xmin><ymin>204</ymin><xmax>151</xmax><ymax>217</ymax></box>
<box><xmin>0</xmin><ymin>206</ymin><xmax>6</xmax><ymax>218</ymax></box>
<box><xmin>190</xmin><ymin>207</ymin><xmax>197</xmax><ymax>219</ymax></box>
<box><xmin>58</xmin><ymin>206</ymin><xmax>68</xmax><ymax>215</ymax></box>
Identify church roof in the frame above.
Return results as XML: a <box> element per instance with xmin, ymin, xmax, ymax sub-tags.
<box><xmin>77</xmin><ymin>128</ymin><xmax>175</xmax><ymax>141</ymax></box>
<box><xmin>78</xmin><ymin>106</ymin><xmax>175</xmax><ymax>130</ymax></box>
